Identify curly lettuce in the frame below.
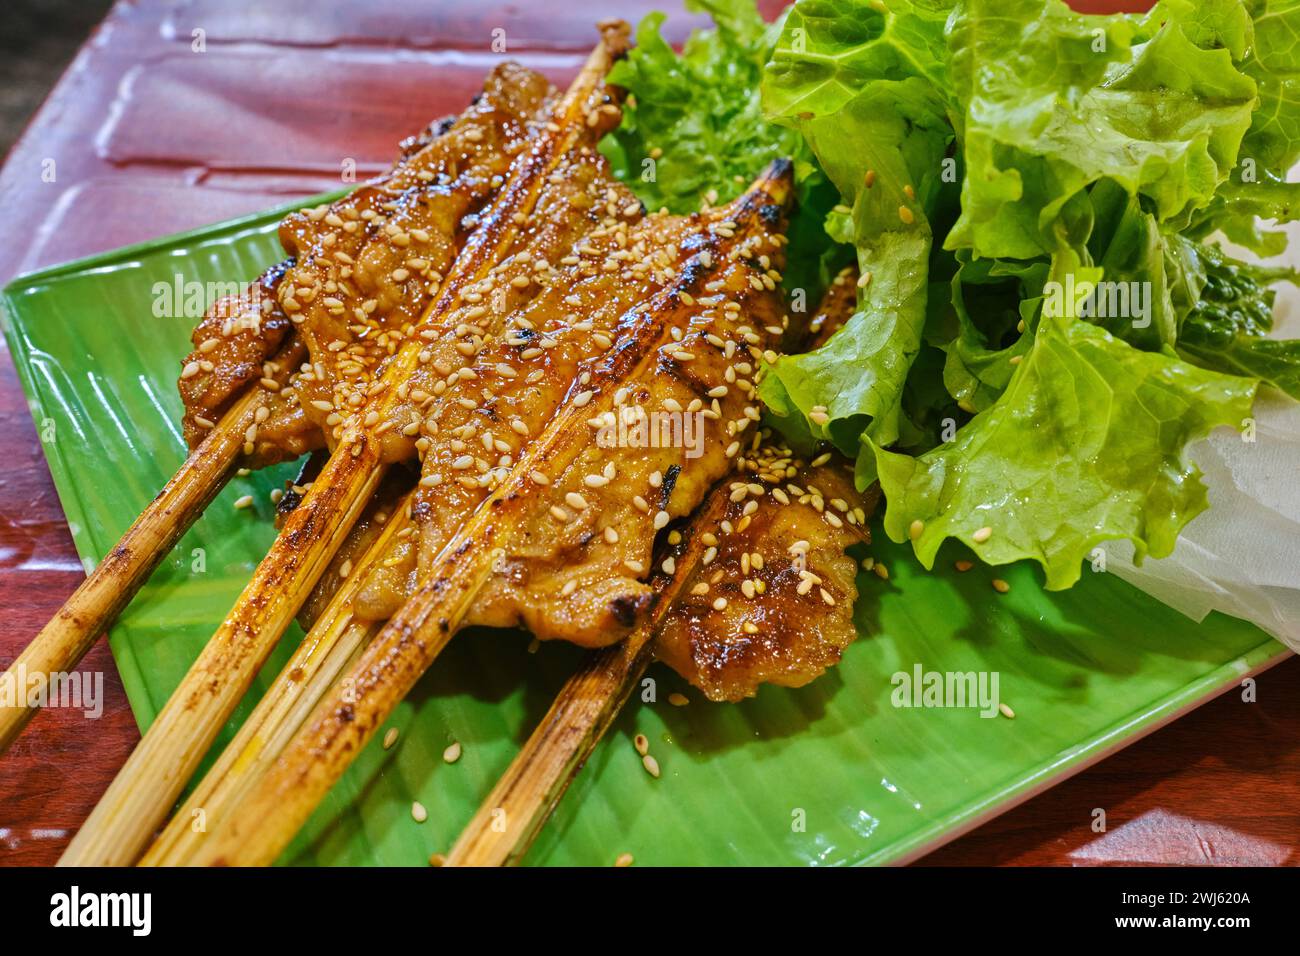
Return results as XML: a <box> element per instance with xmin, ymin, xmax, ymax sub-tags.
<box><xmin>600</xmin><ymin>0</ymin><xmax>845</xmax><ymax>297</ymax></box>
<box><xmin>754</xmin><ymin>0</ymin><xmax>1300</xmax><ymax>588</ymax></box>
<box><xmin>610</xmin><ymin>0</ymin><xmax>1300</xmax><ymax>591</ymax></box>
<box><xmin>870</xmin><ymin>316</ymin><xmax>1257</xmax><ymax>589</ymax></box>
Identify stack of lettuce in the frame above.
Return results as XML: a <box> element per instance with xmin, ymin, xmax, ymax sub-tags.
<box><xmin>603</xmin><ymin>0</ymin><xmax>1300</xmax><ymax>644</ymax></box>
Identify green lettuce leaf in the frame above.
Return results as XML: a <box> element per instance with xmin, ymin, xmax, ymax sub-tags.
<box><xmin>759</xmin><ymin>0</ymin><xmax>957</xmax><ymax>451</ymax></box>
<box><xmin>600</xmin><ymin>0</ymin><xmax>845</xmax><ymax>296</ymax></box>
<box><xmin>869</xmin><ymin>316</ymin><xmax>1258</xmax><ymax>589</ymax></box>
<box><xmin>945</xmin><ymin>0</ymin><xmax>1258</xmax><ymax>261</ymax></box>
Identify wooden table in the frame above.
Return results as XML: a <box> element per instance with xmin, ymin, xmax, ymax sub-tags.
<box><xmin>0</xmin><ymin>0</ymin><xmax>1296</xmax><ymax>868</ymax></box>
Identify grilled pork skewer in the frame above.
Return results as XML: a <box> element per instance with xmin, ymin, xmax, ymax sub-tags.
<box><xmin>448</xmin><ymin>458</ymin><xmax>873</xmax><ymax>865</ymax></box>
<box><xmin>151</xmin><ymin>244</ymin><xmax>818</xmax><ymax>866</ymax></box>
<box><xmin>0</xmin><ymin>63</ymin><xmax>550</xmax><ymax>760</ymax></box>
<box><xmin>60</xmin><ymin>26</ymin><xmax>632</xmax><ymax>867</ymax></box>
<box><xmin>446</xmin><ymin>274</ymin><xmax>868</xmax><ymax>866</ymax></box>
<box><xmin>183</xmin><ymin>158</ymin><xmax>794</xmax><ymax>866</ymax></box>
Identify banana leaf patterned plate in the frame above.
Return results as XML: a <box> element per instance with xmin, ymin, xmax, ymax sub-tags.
<box><xmin>2</xmin><ymin>194</ymin><xmax>1286</xmax><ymax>866</ymax></box>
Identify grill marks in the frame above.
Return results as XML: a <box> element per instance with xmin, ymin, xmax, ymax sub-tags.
<box><xmin>176</xmin><ymin>63</ymin><xmax>555</xmax><ymax>465</ymax></box>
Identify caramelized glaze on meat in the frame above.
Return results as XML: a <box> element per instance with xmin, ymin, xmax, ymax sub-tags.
<box><xmin>451</xmin><ymin>169</ymin><xmax>796</xmax><ymax>645</ymax></box>
<box><xmin>177</xmin><ymin>63</ymin><xmax>554</xmax><ymax>463</ymax></box>
<box><xmin>807</xmin><ymin>265</ymin><xmax>858</xmax><ymax>350</ymax></box>
<box><xmin>177</xmin><ymin>260</ymin><xmax>298</xmax><ymax>453</ymax></box>
<box><xmin>654</xmin><ymin>461</ymin><xmax>877</xmax><ymax>702</ymax></box>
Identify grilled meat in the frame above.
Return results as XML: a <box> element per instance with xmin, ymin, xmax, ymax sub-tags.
<box><xmin>464</xmin><ymin>186</ymin><xmax>796</xmax><ymax>646</ymax></box>
<box><xmin>177</xmin><ymin>260</ymin><xmax>300</xmax><ymax>457</ymax></box>
<box><xmin>177</xmin><ymin>62</ymin><xmax>555</xmax><ymax>463</ymax></box>
<box><xmin>807</xmin><ymin>265</ymin><xmax>857</xmax><ymax>349</ymax></box>
<box><xmin>654</xmin><ymin>459</ymin><xmax>875</xmax><ymax>701</ymax></box>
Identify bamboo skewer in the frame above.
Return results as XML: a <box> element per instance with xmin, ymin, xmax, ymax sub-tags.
<box><xmin>0</xmin><ymin>337</ymin><xmax>306</xmax><ymax>757</ymax></box>
<box><xmin>59</xmin><ymin>25</ymin><xmax>632</xmax><ymax>867</ymax></box>
<box><xmin>58</xmin><ymin>445</ymin><xmax>387</xmax><ymax>867</ymax></box>
<box><xmin>444</xmin><ymin>486</ymin><xmax>729</xmax><ymax>866</ymax></box>
<box><xmin>447</xmin><ymin>639</ymin><xmax>653</xmax><ymax>866</ymax></box>
<box><xmin>140</xmin><ymin>495</ymin><xmax>414</xmax><ymax>866</ymax></box>
<box><xmin>184</xmin><ymin>161</ymin><xmax>794</xmax><ymax>866</ymax></box>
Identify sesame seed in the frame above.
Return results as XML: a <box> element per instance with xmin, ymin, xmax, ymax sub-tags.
<box><xmin>565</xmin><ymin>492</ymin><xmax>588</xmax><ymax>510</ymax></box>
<box><xmin>668</xmin><ymin>693</ymin><xmax>689</xmax><ymax>707</ymax></box>
<box><xmin>233</xmin><ymin>495</ymin><xmax>254</xmax><ymax>510</ymax></box>
<box><xmin>411</xmin><ymin>801</ymin><xmax>428</xmax><ymax>823</ymax></box>
<box><xmin>972</xmin><ymin>526</ymin><xmax>993</xmax><ymax>543</ymax></box>
<box><xmin>383</xmin><ymin>728</ymin><xmax>399</xmax><ymax>750</ymax></box>
<box><xmin>909</xmin><ymin>519</ymin><xmax>925</xmax><ymax>541</ymax></box>
<box><xmin>634</xmin><ymin>734</ymin><xmax>649</xmax><ymax>756</ymax></box>
<box><xmin>642</xmin><ymin>754</ymin><xmax>661</xmax><ymax>778</ymax></box>
<box><xmin>992</xmin><ymin>578</ymin><xmax>1011</xmax><ymax>594</ymax></box>
<box><xmin>614</xmin><ymin>853</ymin><xmax>634</xmax><ymax>868</ymax></box>
<box><xmin>999</xmin><ymin>703</ymin><xmax>1016</xmax><ymax>719</ymax></box>
<box><xmin>443</xmin><ymin>741</ymin><xmax>462</xmax><ymax>763</ymax></box>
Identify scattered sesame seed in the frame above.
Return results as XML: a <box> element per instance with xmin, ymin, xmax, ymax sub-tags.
<box><xmin>383</xmin><ymin>728</ymin><xmax>399</xmax><ymax>750</ymax></box>
<box><xmin>411</xmin><ymin>801</ymin><xmax>428</xmax><ymax>823</ymax></box>
<box><xmin>954</xmin><ymin>560</ymin><xmax>974</xmax><ymax>572</ymax></box>
<box><xmin>443</xmin><ymin>741</ymin><xmax>462</xmax><ymax>764</ymax></box>
<box><xmin>614</xmin><ymin>853</ymin><xmax>634</xmax><ymax>868</ymax></box>
<box><xmin>992</xmin><ymin>578</ymin><xmax>1011</xmax><ymax>594</ymax></box>
<box><xmin>668</xmin><ymin>693</ymin><xmax>689</xmax><ymax>707</ymax></box>
<box><xmin>233</xmin><ymin>495</ymin><xmax>254</xmax><ymax>510</ymax></box>
<box><xmin>972</xmin><ymin>526</ymin><xmax>993</xmax><ymax>544</ymax></box>
<box><xmin>999</xmin><ymin>702</ymin><xmax>1016</xmax><ymax>719</ymax></box>
<box><xmin>642</xmin><ymin>754</ymin><xmax>661</xmax><ymax>778</ymax></box>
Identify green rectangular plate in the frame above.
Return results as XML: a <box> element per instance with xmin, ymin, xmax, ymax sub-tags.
<box><xmin>3</xmin><ymin>195</ymin><xmax>1287</xmax><ymax>866</ymax></box>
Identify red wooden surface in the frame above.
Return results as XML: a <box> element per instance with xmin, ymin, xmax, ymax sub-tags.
<box><xmin>0</xmin><ymin>0</ymin><xmax>1296</xmax><ymax>868</ymax></box>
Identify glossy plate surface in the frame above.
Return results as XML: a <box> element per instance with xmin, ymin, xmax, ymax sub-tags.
<box><xmin>2</xmin><ymin>196</ymin><xmax>1285</xmax><ymax>866</ymax></box>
